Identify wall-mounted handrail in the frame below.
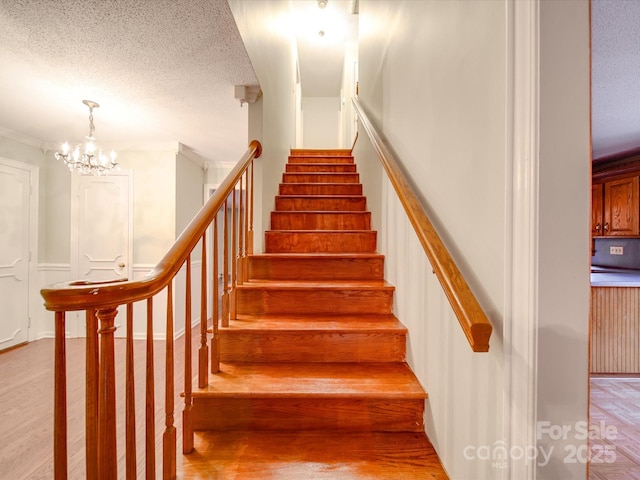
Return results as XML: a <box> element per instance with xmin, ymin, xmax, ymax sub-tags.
<box><xmin>42</xmin><ymin>140</ymin><xmax>262</xmax><ymax>479</ymax></box>
<box><xmin>352</xmin><ymin>98</ymin><xmax>492</xmax><ymax>352</ymax></box>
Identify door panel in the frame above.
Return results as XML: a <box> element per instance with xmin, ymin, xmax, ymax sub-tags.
<box><xmin>0</xmin><ymin>164</ymin><xmax>30</xmax><ymax>350</ymax></box>
<box><xmin>77</xmin><ymin>175</ymin><xmax>130</xmax><ymax>281</ymax></box>
<box><xmin>72</xmin><ymin>172</ymin><xmax>132</xmax><ymax>337</ymax></box>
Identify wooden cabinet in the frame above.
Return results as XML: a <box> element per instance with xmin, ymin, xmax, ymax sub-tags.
<box><xmin>592</xmin><ymin>176</ymin><xmax>639</xmax><ymax>237</ymax></box>
<box><xmin>592</xmin><ymin>183</ymin><xmax>603</xmax><ymax>236</ymax></box>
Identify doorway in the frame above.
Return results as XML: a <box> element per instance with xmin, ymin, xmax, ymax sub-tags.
<box><xmin>70</xmin><ymin>170</ymin><xmax>133</xmax><ymax>337</ymax></box>
<box><xmin>0</xmin><ymin>158</ymin><xmax>38</xmax><ymax>351</ymax></box>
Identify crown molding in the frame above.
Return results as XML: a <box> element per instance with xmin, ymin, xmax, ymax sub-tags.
<box><xmin>0</xmin><ymin>125</ymin><xmax>46</xmax><ymax>150</ymax></box>
<box><xmin>178</xmin><ymin>143</ymin><xmax>208</xmax><ymax>170</ymax></box>
<box><xmin>214</xmin><ymin>161</ymin><xmax>237</xmax><ymax>169</ymax></box>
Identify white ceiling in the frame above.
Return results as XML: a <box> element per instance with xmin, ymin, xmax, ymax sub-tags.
<box><xmin>5</xmin><ymin>1</ymin><xmax>631</xmax><ymax>165</ymax></box>
<box><xmin>292</xmin><ymin>0</ymin><xmax>358</xmax><ymax>97</ymax></box>
<box><xmin>0</xmin><ymin>0</ymin><xmax>357</xmax><ymax>165</ymax></box>
<box><xmin>592</xmin><ymin>0</ymin><xmax>640</xmax><ymax>159</ymax></box>
<box><xmin>0</xmin><ymin>0</ymin><xmax>259</xmax><ymax>164</ymax></box>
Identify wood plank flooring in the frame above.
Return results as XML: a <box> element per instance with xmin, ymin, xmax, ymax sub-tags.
<box><xmin>589</xmin><ymin>375</ymin><xmax>640</xmax><ymax>479</ymax></box>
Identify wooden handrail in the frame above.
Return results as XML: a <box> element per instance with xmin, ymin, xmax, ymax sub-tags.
<box><xmin>41</xmin><ymin>140</ymin><xmax>262</xmax><ymax>312</ymax></box>
<box><xmin>43</xmin><ymin>140</ymin><xmax>262</xmax><ymax>479</ymax></box>
<box><xmin>352</xmin><ymin>98</ymin><xmax>492</xmax><ymax>352</ymax></box>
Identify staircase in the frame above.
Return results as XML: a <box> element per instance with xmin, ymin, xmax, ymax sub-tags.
<box><xmin>187</xmin><ymin>149</ymin><xmax>448</xmax><ymax>478</ymax></box>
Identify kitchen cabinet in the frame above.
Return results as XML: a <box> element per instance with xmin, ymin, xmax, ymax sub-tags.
<box><xmin>592</xmin><ymin>183</ymin><xmax>603</xmax><ymax>236</ymax></box>
<box><xmin>592</xmin><ymin>176</ymin><xmax>639</xmax><ymax>237</ymax></box>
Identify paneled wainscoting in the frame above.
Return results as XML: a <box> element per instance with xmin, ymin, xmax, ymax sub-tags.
<box><xmin>591</xmin><ymin>287</ymin><xmax>640</xmax><ymax>374</ymax></box>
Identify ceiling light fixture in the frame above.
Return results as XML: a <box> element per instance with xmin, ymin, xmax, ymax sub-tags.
<box><xmin>317</xmin><ymin>0</ymin><xmax>328</xmax><ymax>8</ymax></box>
<box><xmin>55</xmin><ymin>100</ymin><xmax>118</xmax><ymax>176</ymax></box>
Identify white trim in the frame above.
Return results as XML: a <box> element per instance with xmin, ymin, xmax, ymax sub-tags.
<box><xmin>504</xmin><ymin>1</ymin><xmax>539</xmax><ymax>479</ymax></box>
<box><xmin>214</xmin><ymin>161</ymin><xmax>237</xmax><ymax>170</ymax></box>
<box><xmin>43</xmin><ymin>140</ymin><xmax>181</xmax><ymax>154</ymax></box>
<box><xmin>178</xmin><ymin>143</ymin><xmax>208</xmax><ymax>171</ymax></box>
<box><xmin>0</xmin><ymin>126</ymin><xmax>45</xmax><ymax>150</ymax></box>
<box><xmin>38</xmin><ymin>263</ymin><xmax>71</xmax><ymax>272</ymax></box>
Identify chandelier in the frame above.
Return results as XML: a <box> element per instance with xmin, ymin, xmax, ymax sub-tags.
<box><xmin>55</xmin><ymin>100</ymin><xmax>118</xmax><ymax>175</ymax></box>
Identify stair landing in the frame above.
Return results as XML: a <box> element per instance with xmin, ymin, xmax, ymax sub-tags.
<box><xmin>180</xmin><ymin>430</ymin><xmax>448</xmax><ymax>479</ymax></box>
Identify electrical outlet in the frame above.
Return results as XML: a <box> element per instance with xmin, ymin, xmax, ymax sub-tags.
<box><xmin>610</xmin><ymin>246</ymin><xmax>624</xmax><ymax>255</ymax></box>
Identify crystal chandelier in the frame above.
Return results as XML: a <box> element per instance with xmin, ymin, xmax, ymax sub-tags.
<box><xmin>55</xmin><ymin>100</ymin><xmax>118</xmax><ymax>175</ymax></box>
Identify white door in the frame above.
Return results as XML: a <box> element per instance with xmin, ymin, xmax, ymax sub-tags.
<box><xmin>71</xmin><ymin>171</ymin><xmax>132</xmax><ymax>336</ymax></box>
<box><xmin>0</xmin><ymin>162</ymin><xmax>31</xmax><ymax>350</ymax></box>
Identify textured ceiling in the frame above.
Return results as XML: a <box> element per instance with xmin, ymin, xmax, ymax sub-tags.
<box><xmin>592</xmin><ymin>0</ymin><xmax>640</xmax><ymax>159</ymax></box>
<box><xmin>0</xmin><ymin>0</ymin><xmax>258</xmax><ymax>164</ymax></box>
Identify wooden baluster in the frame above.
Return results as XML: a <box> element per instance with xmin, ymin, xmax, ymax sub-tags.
<box><xmin>126</xmin><ymin>303</ymin><xmax>137</xmax><ymax>479</ymax></box>
<box><xmin>230</xmin><ymin>186</ymin><xmax>237</xmax><ymax>320</ymax></box>
<box><xmin>96</xmin><ymin>306</ymin><xmax>118</xmax><ymax>479</ymax></box>
<box><xmin>211</xmin><ymin>215</ymin><xmax>220</xmax><ymax>373</ymax></box>
<box><xmin>54</xmin><ymin>311</ymin><xmax>67</xmax><ymax>480</ymax></box>
<box><xmin>163</xmin><ymin>282</ymin><xmax>176</xmax><ymax>479</ymax></box>
<box><xmin>243</xmin><ymin>169</ymin><xmax>250</xmax><ymax>281</ymax></box>
<box><xmin>238</xmin><ymin>173</ymin><xmax>245</xmax><ymax>286</ymax></box>
<box><xmin>198</xmin><ymin>234</ymin><xmax>209</xmax><ymax>387</ymax></box>
<box><xmin>183</xmin><ymin>257</ymin><xmax>194</xmax><ymax>454</ymax></box>
<box><xmin>85</xmin><ymin>309</ymin><xmax>98</xmax><ymax>480</ymax></box>
<box><xmin>248</xmin><ymin>160</ymin><xmax>254</xmax><ymax>255</ymax></box>
<box><xmin>145</xmin><ymin>298</ymin><xmax>156</xmax><ymax>480</ymax></box>
<box><xmin>222</xmin><ymin>199</ymin><xmax>230</xmax><ymax>328</ymax></box>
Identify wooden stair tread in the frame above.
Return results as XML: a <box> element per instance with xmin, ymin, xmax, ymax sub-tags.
<box><xmin>180</xmin><ymin>430</ymin><xmax>448</xmax><ymax>479</ymax></box>
<box><xmin>265</xmin><ymin>230</ymin><xmax>378</xmax><ymax>253</ymax></box>
<box><xmin>223</xmin><ymin>314</ymin><xmax>407</xmax><ymax>332</ymax></box>
<box><xmin>291</xmin><ymin>148</ymin><xmax>352</xmax><ymax>156</ymax></box>
<box><xmin>238</xmin><ymin>280</ymin><xmax>394</xmax><ymax>290</ymax></box>
<box><xmin>283</xmin><ymin>173</ymin><xmax>360</xmax><ymax>183</ymax></box>
<box><xmin>285</xmin><ymin>165</ymin><xmax>357</xmax><ymax>174</ymax></box>
<box><xmin>279</xmin><ymin>183</ymin><xmax>363</xmax><ymax>195</ymax></box>
<box><xmin>271</xmin><ymin>211</ymin><xmax>371</xmax><ymax>225</ymax></box>
<box><xmin>248</xmin><ymin>253</ymin><xmax>384</xmax><ymax>259</ymax></box>
<box><xmin>280</xmin><ymin>182</ymin><xmax>362</xmax><ymax>187</ymax></box>
<box><xmin>194</xmin><ymin>362</ymin><xmax>427</xmax><ymax>398</ymax></box>
<box><xmin>272</xmin><ymin>210</ymin><xmax>370</xmax><ymax>214</ymax></box>
<box><xmin>266</xmin><ymin>229</ymin><xmax>376</xmax><ymax>233</ymax></box>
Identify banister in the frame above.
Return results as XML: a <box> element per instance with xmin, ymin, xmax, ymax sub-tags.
<box><xmin>41</xmin><ymin>140</ymin><xmax>262</xmax><ymax>312</ymax></box>
<box><xmin>352</xmin><ymin>98</ymin><xmax>492</xmax><ymax>352</ymax></box>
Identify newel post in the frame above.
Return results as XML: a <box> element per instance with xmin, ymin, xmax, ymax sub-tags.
<box><xmin>96</xmin><ymin>306</ymin><xmax>118</xmax><ymax>478</ymax></box>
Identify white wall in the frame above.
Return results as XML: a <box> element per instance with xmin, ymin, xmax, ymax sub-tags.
<box><xmin>357</xmin><ymin>0</ymin><xmax>590</xmax><ymax>478</ymax></box>
<box><xmin>340</xmin><ymin>40</ymin><xmax>358</xmax><ymax>149</ymax></box>
<box><xmin>176</xmin><ymin>151</ymin><xmax>206</xmax><ymax>239</ymax></box>
<box><xmin>358</xmin><ymin>2</ymin><xmax>505</xmax><ymax>477</ymax></box>
<box><xmin>228</xmin><ymin>0</ymin><xmax>298</xmax><ymax>252</ymax></box>
<box><xmin>0</xmin><ymin>133</ymin><xmax>200</xmax><ymax>340</ymax></box>
<box><xmin>302</xmin><ymin>97</ymin><xmax>340</xmax><ymax>148</ymax></box>
<box><xmin>117</xmin><ymin>150</ymin><xmax>176</xmax><ymax>266</ymax></box>
<box><xmin>535</xmin><ymin>1</ymin><xmax>591</xmax><ymax>477</ymax></box>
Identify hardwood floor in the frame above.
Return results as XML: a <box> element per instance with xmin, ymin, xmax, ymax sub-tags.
<box><xmin>4</xmin><ymin>339</ymin><xmax>640</xmax><ymax>478</ymax></box>
<box><xmin>0</xmin><ymin>335</ymin><xmax>445</xmax><ymax>479</ymax></box>
<box><xmin>0</xmin><ymin>335</ymin><xmax>186</xmax><ymax>479</ymax></box>
<box><xmin>589</xmin><ymin>375</ymin><xmax>640</xmax><ymax>479</ymax></box>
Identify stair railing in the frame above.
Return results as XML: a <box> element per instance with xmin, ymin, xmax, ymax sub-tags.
<box><xmin>41</xmin><ymin>140</ymin><xmax>262</xmax><ymax>479</ymax></box>
<box><xmin>352</xmin><ymin>98</ymin><xmax>492</xmax><ymax>352</ymax></box>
